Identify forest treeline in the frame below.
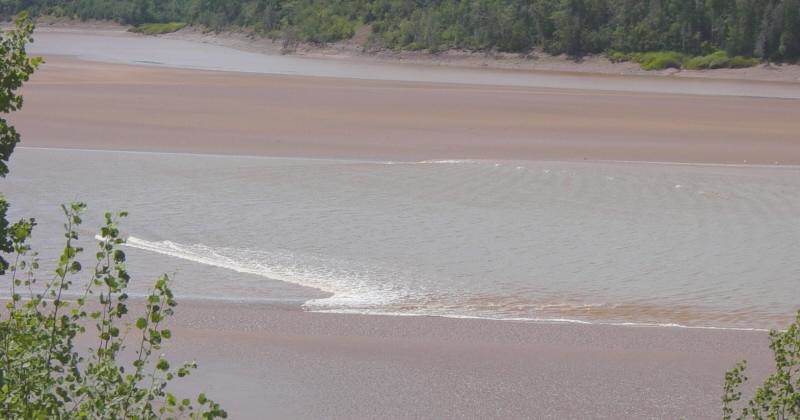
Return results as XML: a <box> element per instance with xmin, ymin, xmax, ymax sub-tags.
<box><xmin>2</xmin><ymin>0</ymin><xmax>799</xmax><ymax>61</ymax></box>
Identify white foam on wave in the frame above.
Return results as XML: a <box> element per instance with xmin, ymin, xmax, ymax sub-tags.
<box><xmin>114</xmin><ymin>236</ymin><xmax>776</xmax><ymax>333</ymax></box>
<box><xmin>314</xmin><ymin>308</ymin><xmax>770</xmax><ymax>332</ymax></box>
<box><xmin>375</xmin><ymin>159</ymin><xmax>485</xmax><ymax>166</ymax></box>
<box><xmin>122</xmin><ymin>236</ymin><xmax>410</xmax><ymax>309</ymax></box>
<box><xmin>417</xmin><ymin>159</ymin><xmax>479</xmax><ymax>164</ymax></box>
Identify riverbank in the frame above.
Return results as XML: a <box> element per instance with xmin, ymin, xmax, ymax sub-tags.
<box><xmin>169</xmin><ymin>25</ymin><xmax>800</xmax><ymax>84</ymax></box>
<box><xmin>29</xmin><ymin>19</ymin><xmax>800</xmax><ymax>84</ymax></box>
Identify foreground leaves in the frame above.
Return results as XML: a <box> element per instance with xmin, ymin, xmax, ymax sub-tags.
<box><xmin>723</xmin><ymin>311</ymin><xmax>800</xmax><ymax>420</ymax></box>
<box><xmin>0</xmin><ymin>204</ymin><xmax>227</xmax><ymax>418</ymax></box>
<box><xmin>0</xmin><ymin>14</ymin><xmax>225</xmax><ymax>419</ymax></box>
<box><xmin>0</xmin><ymin>13</ymin><xmax>42</xmax><ymax>274</ymax></box>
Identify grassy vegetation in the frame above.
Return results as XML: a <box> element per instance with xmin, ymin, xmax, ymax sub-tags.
<box><xmin>607</xmin><ymin>51</ymin><xmax>686</xmax><ymax>70</ymax></box>
<box><xmin>608</xmin><ymin>50</ymin><xmax>759</xmax><ymax>71</ymax></box>
<box><xmin>685</xmin><ymin>51</ymin><xmax>759</xmax><ymax>70</ymax></box>
<box><xmin>632</xmin><ymin>51</ymin><xmax>687</xmax><ymax>71</ymax></box>
<box><xmin>129</xmin><ymin>22</ymin><xmax>187</xmax><ymax>35</ymax></box>
<box><xmin>728</xmin><ymin>56</ymin><xmax>761</xmax><ymax>69</ymax></box>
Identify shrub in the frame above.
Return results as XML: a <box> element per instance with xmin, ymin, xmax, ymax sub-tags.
<box><xmin>129</xmin><ymin>22</ymin><xmax>188</xmax><ymax>35</ymax></box>
<box><xmin>295</xmin><ymin>9</ymin><xmax>356</xmax><ymax>44</ymax></box>
<box><xmin>632</xmin><ymin>51</ymin><xmax>687</xmax><ymax>70</ymax></box>
<box><xmin>722</xmin><ymin>311</ymin><xmax>800</xmax><ymax>419</ymax></box>
<box><xmin>609</xmin><ymin>49</ymin><xmax>760</xmax><ymax>71</ymax></box>
<box><xmin>685</xmin><ymin>51</ymin><xmax>760</xmax><ymax>70</ymax></box>
<box><xmin>685</xmin><ymin>51</ymin><xmax>731</xmax><ymax>70</ymax></box>
<box><xmin>0</xmin><ymin>15</ymin><xmax>226</xmax><ymax>418</ymax></box>
<box><xmin>728</xmin><ymin>55</ymin><xmax>759</xmax><ymax>69</ymax></box>
<box><xmin>606</xmin><ymin>50</ymin><xmax>631</xmax><ymax>63</ymax></box>
<box><xmin>1</xmin><ymin>206</ymin><xmax>227</xmax><ymax>418</ymax></box>
<box><xmin>0</xmin><ymin>13</ymin><xmax>41</xmax><ymax>274</ymax></box>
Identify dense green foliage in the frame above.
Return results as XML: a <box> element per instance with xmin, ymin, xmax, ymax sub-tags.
<box><xmin>607</xmin><ymin>49</ymin><xmax>760</xmax><ymax>70</ymax></box>
<box><xmin>2</xmin><ymin>0</ymin><xmax>800</xmax><ymax>61</ymax></box>
<box><xmin>0</xmin><ymin>14</ymin><xmax>39</xmax><ymax>274</ymax></box>
<box><xmin>129</xmin><ymin>22</ymin><xmax>187</xmax><ymax>35</ymax></box>
<box><xmin>0</xmin><ymin>17</ymin><xmax>226</xmax><ymax>418</ymax></box>
<box><xmin>722</xmin><ymin>311</ymin><xmax>800</xmax><ymax>419</ymax></box>
<box><xmin>685</xmin><ymin>50</ymin><xmax>759</xmax><ymax>69</ymax></box>
<box><xmin>1</xmin><ymin>205</ymin><xmax>227</xmax><ymax>418</ymax></box>
<box><xmin>633</xmin><ymin>50</ymin><xmax>687</xmax><ymax>70</ymax></box>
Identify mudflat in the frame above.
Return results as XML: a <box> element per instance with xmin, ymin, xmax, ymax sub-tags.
<box><xmin>14</xmin><ymin>55</ymin><xmax>800</xmax><ymax>164</ymax></box>
<box><xmin>161</xmin><ymin>301</ymin><xmax>773</xmax><ymax>419</ymax></box>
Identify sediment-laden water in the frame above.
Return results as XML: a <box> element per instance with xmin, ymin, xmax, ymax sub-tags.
<box><xmin>4</xmin><ymin>148</ymin><xmax>798</xmax><ymax>329</ymax></box>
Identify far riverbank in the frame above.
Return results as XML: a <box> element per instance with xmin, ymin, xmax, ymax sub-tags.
<box><xmin>28</xmin><ymin>19</ymin><xmax>800</xmax><ymax>84</ymax></box>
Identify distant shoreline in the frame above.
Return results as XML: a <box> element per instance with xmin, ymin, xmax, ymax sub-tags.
<box><xmin>29</xmin><ymin>18</ymin><xmax>800</xmax><ymax>84</ymax></box>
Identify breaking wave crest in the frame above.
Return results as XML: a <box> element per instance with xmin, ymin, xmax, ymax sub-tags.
<box><xmin>116</xmin><ymin>236</ymin><xmax>773</xmax><ymax>332</ymax></box>
<box><xmin>123</xmin><ymin>236</ymin><xmax>410</xmax><ymax>309</ymax></box>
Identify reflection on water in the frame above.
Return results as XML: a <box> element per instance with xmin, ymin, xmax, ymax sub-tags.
<box><xmin>4</xmin><ymin>148</ymin><xmax>799</xmax><ymax>329</ymax></box>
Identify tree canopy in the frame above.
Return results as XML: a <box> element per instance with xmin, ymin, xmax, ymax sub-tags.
<box><xmin>2</xmin><ymin>0</ymin><xmax>800</xmax><ymax>60</ymax></box>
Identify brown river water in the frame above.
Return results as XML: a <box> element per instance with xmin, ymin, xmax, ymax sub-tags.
<box><xmin>5</xmin><ymin>148</ymin><xmax>799</xmax><ymax>330</ymax></box>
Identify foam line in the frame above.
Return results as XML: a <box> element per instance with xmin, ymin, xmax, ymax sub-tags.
<box><xmin>116</xmin><ymin>235</ymin><xmax>776</xmax><ymax>332</ymax></box>
<box><xmin>121</xmin><ymin>236</ymin><xmax>406</xmax><ymax>309</ymax></box>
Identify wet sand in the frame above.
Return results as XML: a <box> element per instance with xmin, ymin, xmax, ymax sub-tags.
<box><xmin>13</xmin><ymin>55</ymin><xmax>800</xmax><ymax>165</ymax></box>
<box><xmin>161</xmin><ymin>301</ymin><xmax>773</xmax><ymax>419</ymax></box>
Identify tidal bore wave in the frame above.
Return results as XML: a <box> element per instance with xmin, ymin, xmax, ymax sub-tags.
<box><xmin>120</xmin><ymin>236</ymin><xmax>769</xmax><ymax>332</ymax></box>
<box><xmin>124</xmin><ymin>236</ymin><xmax>409</xmax><ymax>309</ymax></box>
